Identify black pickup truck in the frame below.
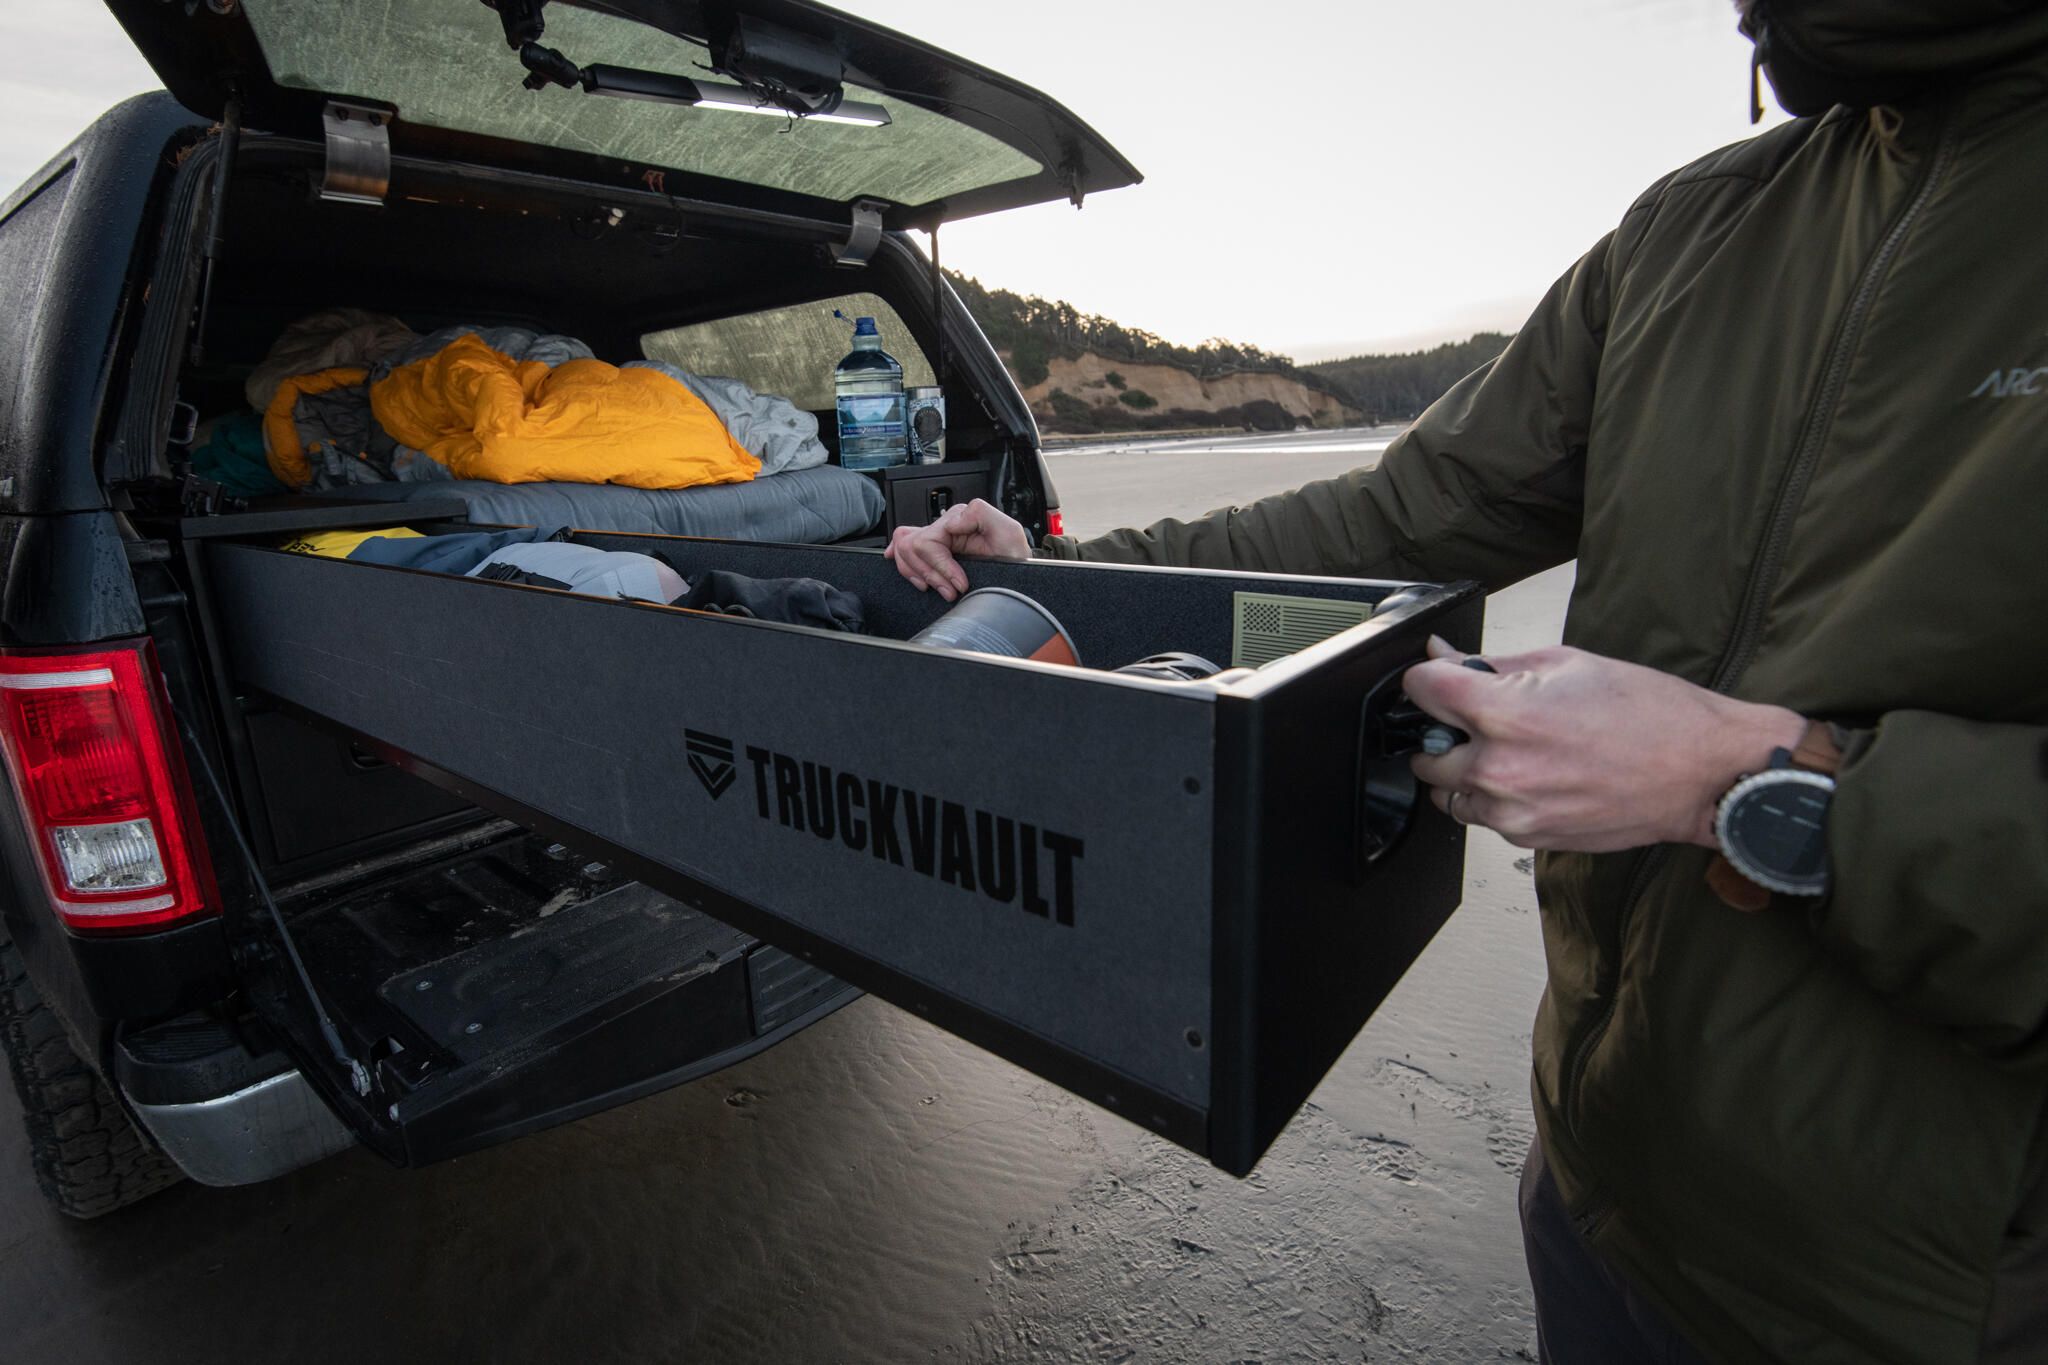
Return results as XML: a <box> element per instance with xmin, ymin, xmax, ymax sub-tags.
<box><xmin>0</xmin><ymin>0</ymin><xmax>1138</xmax><ymax>1216</ymax></box>
<box><xmin>3</xmin><ymin>0</ymin><xmax>1476</xmax><ymax>1219</ymax></box>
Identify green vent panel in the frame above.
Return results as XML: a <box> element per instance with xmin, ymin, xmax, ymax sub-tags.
<box><xmin>1231</xmin><ymin>592</ymin><xmax>1376</xmax><ymax>667</ymax></box>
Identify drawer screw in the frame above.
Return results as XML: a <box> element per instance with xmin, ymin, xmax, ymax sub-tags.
<box><xmin>1420</xmin><ymin>726</ymin><xmax>1461</xmax><ymax>756</ymax></box>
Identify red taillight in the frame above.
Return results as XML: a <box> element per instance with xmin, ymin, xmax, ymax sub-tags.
<box><xmin>1045</xmin><ymin>508</ymin><xmax>1065</xmax><ymax>537</ymax></box>
<box><xmin>0</xmin><ymin>642</ymin><xmax>216</xmax><ymax>933</ymax></box>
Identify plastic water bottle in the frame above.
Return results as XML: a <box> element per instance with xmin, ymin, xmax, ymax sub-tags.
<box><xmin>834</xmin><ymin>315</ymin><xmax>906</xmax><ymax>470</ymax></box>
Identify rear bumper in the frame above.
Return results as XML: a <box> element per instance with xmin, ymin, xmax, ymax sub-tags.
<box><xmin>115</xmin><ymin>1011</ymin><xmax>355</xmax><ymax>1186</ymax></box>
<box><xmin>129</xmin><ymin>1067</ymin><xmax>356</xmax><ymax>1186</ymax></box>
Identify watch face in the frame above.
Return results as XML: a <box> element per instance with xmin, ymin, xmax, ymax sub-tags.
<box><xmin>1721</xmin><ymin>773</ymin><xmax>1833</xmax><ymax>895</ymax></box>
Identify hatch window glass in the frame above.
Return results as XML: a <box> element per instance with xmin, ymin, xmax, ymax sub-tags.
<box><xmin>243</xmin><ymin>0</ymin><xmax>1040</xmax><ymax>207</ymax></box>
<box><xmin>643</xmin><ymin>295</ymin><xmax>935</xmax><ymax>411</ymax></box>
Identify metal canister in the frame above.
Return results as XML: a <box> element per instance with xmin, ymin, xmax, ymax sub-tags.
<box><xmin>906</xmin><ymin>386</ymin><xmax>946</xmax><ymax>464</ymax></box>
<box><xmin>910</xmin><ymin>587</ymin><xmax>1080</xmax><ymax>667</ymax></box>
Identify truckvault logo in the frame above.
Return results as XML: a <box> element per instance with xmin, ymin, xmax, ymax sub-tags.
<box><xmin>687</xmin><ymin>733</ymin><xmax>1085</xmax><ymax>926</ymax></box>
<box><xmin>685</xmin><ymin>730</ymin><xmax>737</xmax><ymax>799</ymax></box>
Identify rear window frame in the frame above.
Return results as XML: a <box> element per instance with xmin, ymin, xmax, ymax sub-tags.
<box><xmin>641</xmin><ymin>290</ymin><xmax>939</xmax><ymax>415</ymax></box>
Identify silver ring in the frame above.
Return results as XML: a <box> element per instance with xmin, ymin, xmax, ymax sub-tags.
<box><xmin>1448</xmin><ymin>790</ymin><xmax>1472</xmax><ymax>825</ymax></box>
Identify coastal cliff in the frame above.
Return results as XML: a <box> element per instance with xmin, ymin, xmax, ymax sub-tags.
<box><xmin>1017</xmin><ymin>353</ymin><xmax>1361</xmax><ymax>434</ymax></box>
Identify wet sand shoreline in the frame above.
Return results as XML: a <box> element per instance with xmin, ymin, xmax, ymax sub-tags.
<box><xmin>0</xmin><ymin>427</ymin><xmax>1564</xmax><ymax>1361</ymax></box>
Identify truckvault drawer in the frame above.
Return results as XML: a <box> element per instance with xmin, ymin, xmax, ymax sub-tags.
<box><xmin>200</xmin><ymin>530</ymin><xmax>1482</xmax><ymax>1175</ymax></box>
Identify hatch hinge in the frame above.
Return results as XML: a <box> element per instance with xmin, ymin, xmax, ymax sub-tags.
<box><xmin>829</xmin><ymin>198</ymin><xmax>888</xmax><ymax>267</ymax></box>
<box><xmin>321</xmin><ymin>101</ymin><xmax>392</xmax><ymax>206</ymax></box>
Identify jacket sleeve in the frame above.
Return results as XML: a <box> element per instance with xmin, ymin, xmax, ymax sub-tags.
<box><xmin>1037</xmin><ymin>232</ymin><xmax>1617</xmax><ymax>591</ymax></box>
<box><xmin>1816</xmin><ymin>713</ymin><xmax>2048</xmax><ymax>1059</ymax></box>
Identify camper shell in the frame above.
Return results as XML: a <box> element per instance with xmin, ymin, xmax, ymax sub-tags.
<box><xmin>0</xmin><ymin>0</ymin><xmax>1476</xmax><ymax>1216</ymax></box>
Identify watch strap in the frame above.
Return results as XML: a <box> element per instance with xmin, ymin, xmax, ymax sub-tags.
<box><xmin>1787</xmin><ymin>721</ymin><xmax>1844</xmax><ymax>776</ymax></box>
<box><xmin>1706</xmin><ymin>848</ymin><xmax>1773</xmax><ymax>911</ymax></box>
<box><xmin>1706</xmin><ymin>719</ymin><xmax>1838</xmax><ymax>911</ymax></box>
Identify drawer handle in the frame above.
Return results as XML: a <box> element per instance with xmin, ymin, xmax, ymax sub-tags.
<box><xmin>1354</xmin><ymin>665</ymin><xmax>1472</xmax><ymax>872</ymax></box>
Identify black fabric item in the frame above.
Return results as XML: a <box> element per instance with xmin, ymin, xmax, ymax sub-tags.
<box><xmin>1746</xmin><ymin>7</ymin><xmax>1925</xmax><ymax>116</ymax></box>
<box><xmin>473</xmin><ymin>561</ymin><xmax>572</xmax><ymax>590</ymax></box>
<box><xmin>1739</xmin><ymin>0</ymin><xmax>2048</xmax><ymax>117</ymax></box>
<box><xmin>675</xmin><ymin>570</ymin><xmax>864</xmax><ymax>634</ymax></box>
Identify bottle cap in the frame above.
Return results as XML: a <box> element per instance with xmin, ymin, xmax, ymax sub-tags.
<box><xmin>853</xmin><ymin>316</ymin><xmax>879</xmax><ymax>336</ymax></box>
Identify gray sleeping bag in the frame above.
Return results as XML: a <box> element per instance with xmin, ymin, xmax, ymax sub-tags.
<box><xmin>343</xmin><ymin>464</ymin><xmax>885</xmax><ymax>543</ymax></box>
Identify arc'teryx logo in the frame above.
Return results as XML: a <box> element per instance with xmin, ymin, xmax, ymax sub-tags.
<box><xmin>685</xmin><ymin>730</ymin><xmax>737</xmax><ymax>799</ymax></box>
<box><xmin>1970</xmin><ymin>366</ymin><xmax>2048</xmax><ymax>398</ymax></box>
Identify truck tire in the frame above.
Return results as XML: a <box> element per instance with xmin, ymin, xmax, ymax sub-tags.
<box><xmin>0</xmin><ymin>938</ymin><xmax>183</xmax><ymax>1217</ymax></box>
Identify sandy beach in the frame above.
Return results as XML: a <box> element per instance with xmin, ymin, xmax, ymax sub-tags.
<box><xmin>0</xmin><ymin>426</ymin><xmax>1570</xmax><ymax>1362</ymax></box>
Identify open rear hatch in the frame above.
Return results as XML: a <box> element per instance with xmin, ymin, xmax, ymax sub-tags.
<box><xmin>103</xmin><ymin>0</ymin><xmax>1142</xmax><ymax>230</ymax></box>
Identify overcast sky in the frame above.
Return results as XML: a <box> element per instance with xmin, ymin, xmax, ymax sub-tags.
<box><xmin>1</xmin><ymin>0</ymin><xmax>1783</xmax><ymax>360</ymax></box>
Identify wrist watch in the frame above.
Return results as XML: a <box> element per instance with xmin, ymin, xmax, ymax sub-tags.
<box><xmin>1707</xmin><ymin>722</ymin><xmax>1843</xmax><ymax>906</ymax></box>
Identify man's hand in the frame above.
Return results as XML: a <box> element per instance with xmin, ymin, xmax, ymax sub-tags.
<box><xmin>884</xmin><ymin>498</ymin><xmax>1032</xmax><ymax>600</ymax></box>
<box><xmin>1404</xmin><ymin>636</ymin><xmax>1806</xmax><ymax>853</ymax></box>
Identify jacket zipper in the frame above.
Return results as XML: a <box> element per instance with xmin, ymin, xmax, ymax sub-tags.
<box><xmin>1559</xmin><ymin>113</ymin><xmax>1961</xmax><ymax>1156</ymax></box>
<box><xmin>1709</xmin><ymin>115</ymin><xmax>1959</xmax><ymax>692</ymax></box>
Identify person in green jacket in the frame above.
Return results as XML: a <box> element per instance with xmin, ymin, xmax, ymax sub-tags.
<box><xmin>886</xmin><ymin>2</ymin><xmax>2048</xmax><ymax>1360</ymax></box>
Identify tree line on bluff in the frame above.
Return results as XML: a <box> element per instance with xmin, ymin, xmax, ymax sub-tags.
<box><xmin>945</xmin><ymin>271</ymin><xmax>1511</xmax><ymax>432</ymax></box>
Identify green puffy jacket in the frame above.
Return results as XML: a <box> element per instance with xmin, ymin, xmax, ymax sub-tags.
<box><xmin>1042</xmin><ymin>7</ymin><xmax>2048</xmax><ymax>1361</ymax></box>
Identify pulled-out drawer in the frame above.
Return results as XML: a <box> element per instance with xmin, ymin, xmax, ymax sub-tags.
<box><xmin>202</xmin><ymin>528</ymin><xmax>1481</xmax><ymax>1175</ymax></box>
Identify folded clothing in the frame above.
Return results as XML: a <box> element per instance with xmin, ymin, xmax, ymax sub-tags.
<box><xmin>277</xmin><ymin>526</ymin><xmax>426</xmax><ymax>559</ymax></box>
<box><xmin>279</xmin><ymin>525</ymin><xmax>863</xmax><ymax>630</ymax></box>
<box><xmin>329</xmin><ymin>524</ymin><xmax>563</xmax><ymax>574</ymax></box>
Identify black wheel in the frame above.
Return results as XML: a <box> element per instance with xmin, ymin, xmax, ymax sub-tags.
<box><xmin>0</xmin><ymin>937</ymin><xmax>183</xmax><ymax>1218</ymax></box>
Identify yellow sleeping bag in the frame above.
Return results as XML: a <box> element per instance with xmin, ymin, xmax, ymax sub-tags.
<box><xmin>264</xmin><ymin>366</ymin><xmax>372</xmax><ymax>490</ymax></box>
<box><xmin>367</xmin><ymin>333</ymin><xmax>761</xmax><ymax>489</ymax></box>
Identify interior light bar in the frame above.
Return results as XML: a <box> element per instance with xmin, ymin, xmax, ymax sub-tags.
<box><xmin>505</xmin><ymin>9</ymin><xmax>893</xmax><ymax>131</ymax></box>
<box><xmin>687</xmin><ymin>81</ymin><xmax>893</xmax><ymax>128</ymax></box>
<box><xmin>559</xmin><ymin>61</ymin><xmax>892</xmax><ymax>129</ymax></box>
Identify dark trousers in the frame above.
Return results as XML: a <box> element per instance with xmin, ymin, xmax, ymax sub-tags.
<box><xmin>1521</xmin><ymin>1136</ymin><xmax>2048</xmax><ymax>1363</ymax></box>
<box><xmin>1519</xmin><ymin>1139</ymin><xmax>1708</xmax><ymax>1365</ymax></box>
